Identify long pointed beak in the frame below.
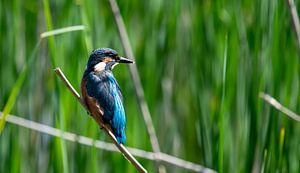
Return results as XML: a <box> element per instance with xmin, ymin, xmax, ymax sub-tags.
<box><xmin>119</xmin><ymin>56</ymin><xmax>134</xmax><ymax>63</ymax></box>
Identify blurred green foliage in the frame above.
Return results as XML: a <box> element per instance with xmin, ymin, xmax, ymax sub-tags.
<box><xmin>1</xmin><ymin>0</ymin><xmax>300</xmax><ymax>172</ymax></box>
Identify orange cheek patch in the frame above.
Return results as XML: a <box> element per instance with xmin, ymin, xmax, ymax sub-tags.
<box><xmin>103</xmin><ymin>57</ymin><xmax>113</xmax><ymax>62</ymax></box>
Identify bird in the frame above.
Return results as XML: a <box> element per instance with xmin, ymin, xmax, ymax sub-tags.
<box><xmin>81</xmin><ymin>48</ymin><xmax>134</xmax><ymax>144</ymax></box>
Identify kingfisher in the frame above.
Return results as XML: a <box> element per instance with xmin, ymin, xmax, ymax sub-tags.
<box><xmin>81</xmin><ymin>48</ymin><xmax>134</xmax><ymax>144</ymax></box>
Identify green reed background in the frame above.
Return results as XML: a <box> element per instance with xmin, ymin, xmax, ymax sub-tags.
<box><xmin>1</xmin><ymin>0</ymin><xmax>300</xmax><ymax>172</ymax></box>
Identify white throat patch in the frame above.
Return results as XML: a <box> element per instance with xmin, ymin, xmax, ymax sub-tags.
<box><xmin>94</xmin><ymin>62</ymin><xmax>106</xmax><ymax>72</ymax></box>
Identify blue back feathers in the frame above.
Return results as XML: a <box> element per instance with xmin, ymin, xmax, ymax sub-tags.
<box><xmin>108</xmin><ymin>74</ymin><xmax>126</xmax><ymax>144</ymax></box>
<box><xmin>85</xmin><ymin>70</ymin><xmax>126</xmax><ymax>144</ymax></box>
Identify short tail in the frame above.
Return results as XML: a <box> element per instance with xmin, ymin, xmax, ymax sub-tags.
<box><xmin>110</xmin><ymin>88</ymin><xmax>126</xmax><ymax>144</ymax></box>
<box><xmin>114</xmin><ymin>129</ymin><xmax>126</xmax><ymax>144</ymax></box>
<box><xmin>111</xmin><ymin>112</ymin><xmax>126</xmax><ymax>144</ymax></box>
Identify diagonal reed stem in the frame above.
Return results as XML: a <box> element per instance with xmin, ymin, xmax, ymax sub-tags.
<box><xmin>260</xmin><ymin>92</ymin><xmax>300</xmax><ymax>122</ymax></box>
<box><xmin>287</xmin><ymin>0</ymin><xmax>300</xmax><ymax>50</ymax></box>
<box><xmin>54</xmin><ymin>67</ymin><xmax>147</xmax><ymax>173</ymax></box>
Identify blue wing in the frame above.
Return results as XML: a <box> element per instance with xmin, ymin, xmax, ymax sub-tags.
<box><xmin>86</xmin><ymin>71</ymin><xmax>126</xmax><ymax>144</ymax></box>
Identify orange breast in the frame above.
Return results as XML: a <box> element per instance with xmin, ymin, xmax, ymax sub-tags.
<box><xmin>81</xmin><ymin>78</ymin><xmax>104</xmax><ymax>124</ymax></box>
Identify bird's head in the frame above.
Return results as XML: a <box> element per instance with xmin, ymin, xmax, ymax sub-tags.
<box><xmin>86</xmin><ymin>48</ymin><xmax>134</xmax><ymax>72</ymax></box>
